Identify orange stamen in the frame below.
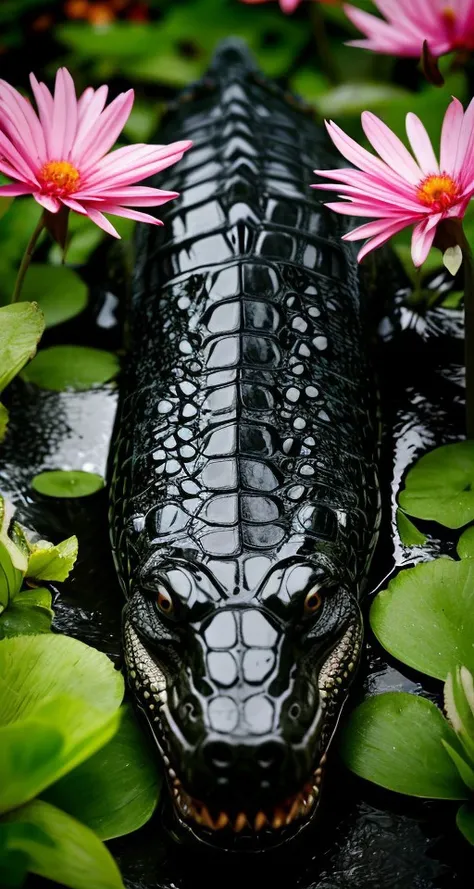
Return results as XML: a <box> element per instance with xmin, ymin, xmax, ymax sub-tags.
<box><xmin>38</xmin><ymin>161</ymin><xmax>80</xmax><ymax>197</ymax></box>
<box><xmin>416</xmin><ymin>173</ymin><xmax>460</xmax><ymax>212</ymax></box>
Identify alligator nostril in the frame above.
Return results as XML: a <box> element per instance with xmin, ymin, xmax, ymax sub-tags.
<box><xmin>181</xmin><ymin>700</ymin><xmax>198</xmax><ymax>723</ymax></box>
<box><xmin>204</xmin><ymin>741</ymin><xmax>234</xmax><ymax>770</ymax></box>
<box><xmin>257</xmin><ymin>740</ymin><xmax>285</xmax><ymax>770</ymax></box>
<box><xmin>289</xmin><ymin>702</ymin><xmax>301</xmax><ymax>721</ymax></box>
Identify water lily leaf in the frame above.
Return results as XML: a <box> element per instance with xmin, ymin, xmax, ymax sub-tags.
<box><xmin>399</xmin><ymin>442</ymin><xmax>474</xmax><ymax>529</ymax></box>
<box><xmin>457</xmin><ymin>803</ymin><xmax>474</xmax><ymax>845</ymax></box>
<box><xmin>0</xmin><ymin>498</ymin><xmax>28</xmax><ymax>574</ymax></box>
<box><xmin>0</xmin><ymin>821</ymin><xmax>50</xmax><ymax>889</ymax></box>
<box><xmin>0</xmin><ymin>586</ymin><xmax>53</xmax><ymax>639</ymax></box>
<box><xmin>31</xmin><ymin>470</ymin><xmax>104</xmax><ymax>499</ymax></box>
<box><xmin>3</xmin><ymin>800</ymin><xmax>124</xmax><ymax>889</ymax></box>
<box><xmin>0</xmin><ymin>696</ymin><xmax>120</xmax><ymax>814</ymax></box>
<box><xmin>0</xmin><ymin>302</ymin><xmax>45</xmax><ymax>393</ymax></box>
<box><xmin>0</xmin><ymin>634</ymin><xmax>123</xmax><ymax>728</ymax></box>
<box><xmin>20</xmin><ymin>264</ymin><xmax>88</xmax><ymax>328</ymax></box>
<box><xmin>445</xmin><ymin>667</ymin><xmax>474</xmax><ymax>764</ymax></box>
<box><xmin>370</xmin><ymin>559</ymin><xmax>474</xmax><ymax>680</ymax></box>
<box><xmin>396</xmin><ymin>510</ymin><xmax>427</xmax><ymax>546</ymax></box>
<box><xmin>457</xmin><ymin>525</ymin><xmax>474</xmax><ymax>559</ymax></box>
<box><xmin>339</xmin><ymin>692</ymin><xmax>469</xmax><ymax>799</ymax></box>
<box><xmin>44</xmin><ymin>705</ymin><xmax>161</xmax><ymax>840</ymax></box>
<box><xmin>27</xmin><ymin>535</ymin><xmax>78</xmax><ymax>582</ymax></box>
<box><xmin>0</xmin><ymin>402</ymin><xmax>8</xmax><ymax>441</ymax></box>
<box><xmin>21</xmin><ymin>345</ymin><xmax>119</xmax><ymax>391</ymax></box>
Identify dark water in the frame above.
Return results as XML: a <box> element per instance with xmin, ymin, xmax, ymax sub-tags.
<box><xmin>1</xmin><ymin>258</ymin><xmax>473</xmax><ymax>889</ymax></box>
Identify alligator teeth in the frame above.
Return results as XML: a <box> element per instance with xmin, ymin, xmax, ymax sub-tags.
<box><xmin>254</xmin><ymin>811</ymin><xmax>267</xmax><ymax>831</ymax></box>
<box><xmin>286</xmin><ymin>799</ymin><xmax>300</xmax><ymax>824</ymax></box>
<box><xmin>215</xmin><ymin>812</ymin><xmax>229</xmax><ymax>830</ymax></box>
<box><xmin>200</xmin><ymin>806</ymin><xmax>215</xmax><ymax>830</ymax></box>
<box><xmin>272</xmin><ymin>808</ymin><xmax>286</xmax><ymax>830</ymax></box>
<box><xmin>234</xmin><ymin>812</ymin><xmax>248</xmax><ymax>832</ymax></box>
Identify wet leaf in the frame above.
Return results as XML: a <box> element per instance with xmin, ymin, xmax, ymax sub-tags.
<box><xmin>370</xmin><ymin>559</ymin><xmax>474</xmax><ymax>680</ymax></box>
<box><xmin>396</xmin><ymin>510</ymin><xmax>427</xmax><ymax>546</ymax></box>
<box><xmin>27</xmin><ymin>535</ymin><xmax>78</xmax><ymax>582</ymax></box>
<box><xmin>0</xmin><ymin>541</ymin><xmax>23</xmax><ymax>613</ymax></box>
<box><xmin>45</xmin><ymin>705</ymin><xmax>161</xmax><ymax>840</ymax></box>
<box><xmin>0</xmin><ymin>303</ymin><xmax>45</xmax><ymax>393</ymax></box>
<box><xmin>3</xmin><ymin>800</ymin><xmax>124</xmax><ymax>889</ymax></box>
<box><xmin>0</xmin><ymin>586</ymin><xmax>53</xmax><ymax>639</ymax></box>
<box><xmin>0</xmin><ymin>402</ymin><xmax>8</xmax><ymax>442</ymax></box>
<box><xmin>457</xmin><ymin>525</ymin><xmax>474</xmax><ymax>559</ymax></box>
<box><xmin>20</xmin><ymin>264</ymin><xmax>88</xmax><ymax>328</ymax></box>
<box><xmin>457</xmin><ymin>803</ymin><xmax>474</xmax><ymax>845</ymax></box>
<box><xmin>0</xmin><ymin>634</ymin><xmax>123</xmax><ymax>728</ymax></box>
<box><xmin>399</xmin><ymin>442</ymin><xmax>474</xmax><ymax>528</ymax></box>
<box><xmin>31</xmin><ymin>470</ymin><xmax>104</xmax><ymax>499</ymax></box>
<box><xmin>339</xmin><ymin>692</ymin><xmax>469</xmax><ymax>799</ymax></box>
<box><xmin>21</xmin><ymin>345</ymin><xmax>119</xmax><ymax>391</ymax></box>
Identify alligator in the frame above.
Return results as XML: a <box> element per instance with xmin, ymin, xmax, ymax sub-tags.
<box><xmin>109</xmin><ymin>40</ymin><xmax>381</xmax><ymax>851</ymax></box>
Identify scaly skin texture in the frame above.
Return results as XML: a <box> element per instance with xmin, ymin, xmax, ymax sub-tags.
<box><xmin>109</xmin><ymin>42</ymin><xmax>380</xmax><ymax>849</ymax></box>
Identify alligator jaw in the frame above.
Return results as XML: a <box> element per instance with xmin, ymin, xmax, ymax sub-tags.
<box><xmin>168</xmin><ymin>753</ymin><xmax>327</xmax><ymax>842</ymax></box>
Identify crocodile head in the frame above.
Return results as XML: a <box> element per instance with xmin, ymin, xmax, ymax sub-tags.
<box><xmin>123</xmin><ymin>554</ymin><xmax>362</xmax><ymax>849</ymax></box>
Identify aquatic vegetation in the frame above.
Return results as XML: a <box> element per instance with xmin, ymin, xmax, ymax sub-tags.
<box><xmin>0</xmin><ymin>302</ymin><xmax>44</xmax><ymax>442</ymax></box>
<box><xmin>312</xmin><ymin>99</ymin><xmax>474</xmax><ymax>266</ymax></box>
<box><xmin>21</xmin><ymin>344</ymin><xmax>120</xmax><ymax>391</ymax></box>
<box><xmin>31</xmin><ymin>470</ymin><xmax>105</xmax><ymax>499</ymax></box>
<box><xmin>341</xmin><ymin>440</ymin><xmax>474</xmax><ymax>846</ymax></box>
<box><xmin>0</xmin><ymin>66</ymin><xmax>190</xmax><ymax>235</ymax></box>
<box><xmin>0</xmin><ymin>500</ymin><xmax>160</xmax><ymax>886</ymax></box>
<box><xmin>0</xmin><ymin>634</ymin><xmax>160</xmax><ymax>889</ymax></box>
<box><xmin>344</xmin><ymin>0</ymin><xmax>474</xmax><ymax>60</ymax></box>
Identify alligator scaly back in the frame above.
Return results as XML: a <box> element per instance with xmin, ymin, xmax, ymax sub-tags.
<box><xmin>109</xmin><ymin>41</ymin><xmax>380</xmax><ymax>847</ymax></box>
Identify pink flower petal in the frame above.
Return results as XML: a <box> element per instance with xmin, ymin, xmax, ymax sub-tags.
<box><xmin>357</xmin><ymin>219</ymin><xmax>414</xmax><ymax>262</ymax></box>
<box><xmin>342</xmin><ymin>216</ymin><xmax>411</xmax><ymax>241</ymax></box>
<box><xmin>411</xmin><ymin>217</ymin><xmax>438</xmax><ymax>266</ymax></box>
<box><xmin>324</xmin><ymin>120</ymin><xmax>410</xmax><ymax>188</ymax></box>
<box><xmin>74</xmin><ymin>186</ymin><xmax>179</xmax><ymax>206</ymax></box>
<box><xmin>33</xmin><ymin>193</ymin><xmax>61</xmax><ymax>213</ymax></box>
<box><xmin>0</xmin><ymin>130</ymin><xmax>38</xmax><ymax>183</ymax></box>
<box><xmin>361</xmin><ymin>111</ymin><xmax>422</xmax><ymax>184</ymax></box>
<box><xmin>50</xmin><ymin>67</ymin><xmax>78</xmax><ymax>160</ymax></box>
<box><xmin>405</xmin><ymin>112</ymin><xmax>439</xmax><ymax>175</ymax></box>
<box><xmin>74</xmin><ymin>89</ymin><xmax>134</xmax><ymax>169</ymax></box>
<box><xmin>86</xmin><ymin>203</ymin><xmax>165</xmax><ymax>225</ymax></box>
<box><xmin>0</xmin><ymin>182</ymin><xmax>33</xmax><ymax>196</ymax></box>
<box><xmin>75</xmin><ymin>85</ymin><xmax>109</xmax><ymax>152</ymax></box>
<box><xmin>84</xmin><ymin>207</ymin><xmax>120</xmax><ymax>238</ymax></box>
<box><xmin>0</xmin><ymin>80</ymin><xmax>46</xmax><ymax>164</ymax></box>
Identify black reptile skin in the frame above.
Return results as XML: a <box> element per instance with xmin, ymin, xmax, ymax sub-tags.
<box><xmin>109</xmin><ymin>41</ymin><xmax>381</xmax><ymax>846</ymax></box>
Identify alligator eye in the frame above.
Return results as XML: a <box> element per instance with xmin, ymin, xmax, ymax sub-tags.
<box><xmin>157</xmin><ymin>586</ymin><xmax>174</xmax><ymax>616</ymax></box>
<box><xmin>304</xmin><ymin>587</ymin><xmax>322</xmax><ymax>617</ymax></box>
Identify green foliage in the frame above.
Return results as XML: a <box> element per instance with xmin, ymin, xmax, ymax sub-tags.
<box><xmin>26</xmin><ymin>536</ymin><xmax>79</xmax><ymax>582</ymax></box>
<box><xmin>20</xmin><ymin>265</ymin><xmax>88</xmax><ymax>329</ymax></box>
<box><xmin>21</xmin><ymin>345</ymin><xmax>119</xmax><ymax>391</ymax></box>
<box><xmin>399</xmin><ymin>442</ymin><xmax>474</xmax><ymax>529</ymax></box>
<box><xmin>0</xmin><ymin>302</ymin><xmax>45</xmax><ymax>393</ymax></box>
<box><xmin>370</xmin><ymin>559</ymin><xmax>474</xmax><ymax>681</ymax></box>
<box><xmin>457</xmin><ymin>525</ymin><xmax>474</xmax><ymax>559</ymax></box>
<box><xmin>31</xmin><ymin>470</ymin><xmax>105</xmax><ymax>499</ymax></box>
<box><xmin>339</xmin><ymin>692</ymin><xmax>469</xmax><ymax>799</ymax></box>
<box><xmin>396</xmin><ymin>510</ymin><xmax>427</xmax><ymax>546</ymax></box>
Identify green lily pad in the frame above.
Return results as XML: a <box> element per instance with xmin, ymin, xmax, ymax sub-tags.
<box><xmin>457</xmin><ymin>803</ymin><xmax>474</xmax><ymax>845</ymax></box>
<box><xmin>31</xmin><ymin>470</ymin><xmax>104</xmax><ymax>499</ymax></box>
<box><xmin>339</xmin><ymin>692</ymin><xmax>469</xmax><ymax>799</ymax></box>
<box><xmin>0</xmin><ymin>302</ymin><xmax>45</xmax><ymax>393</ymax></box>
<box><xmin>0</xmin><ymin>402</ymin><xmax>8</xmax><ymax>442</ymax></box>
<box><xmin>27</xmin><ymin>535</ymin><xmax>78</xmax><ymax>582</ymax></box>
<box><xmin>20</xmin><ymin>264</ymin><xmax>88</xmax><ymax>328</ymax></box>
<box><xmin>0</xmin><ymin>587</ymin><xmax>53</xmax><ymax>639</ymax></box>
<box><xmin>0</xmin><ymin>634</ymin><xmax>123</xmax><ymax>729</ymax></box>
<box><xmin>3</xmin><ymin>800</ymin><xmax>124</xmax><ymax>889</ymax></box>
<box><xmin>44</xmin><ymin>705</ymin><xmax>160</xmax><ymax>840</ymax></box>
<box><xmin>396</xmin><ymin>510</ymin><xmax>427</xmax><ymax>546</ymax></box>
<box><xmin>399</xmin><ymin>442</ymin><xmax>474</xmax><ymax>529</ymax></box>
<box><xmin>457</xmin><ymin>525</ymin><xmax>474</xmax><ymax>559</ymax></box>
<box><xmin>20</xmin><ymin>345</ymin><xmax>119</xmax><ymax>391</ymax></box>
<box><xmin>370</xmin><ymin>559</ymin><xmax>474</xmax><ymax>680</ymax></box>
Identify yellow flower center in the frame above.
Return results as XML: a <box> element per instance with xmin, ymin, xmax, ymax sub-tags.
<box><xmin>416</xmin><ymin>173</ymin><xmax>460</xmax><ymax>212</ymax></box>
<box><xmin>38</xmin><ymin>160</ymin><xmax>80</xmax><ymax>196</ymax></box>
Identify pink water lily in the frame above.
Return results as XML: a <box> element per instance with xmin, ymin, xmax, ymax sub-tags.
<box><xmin>344</xmin><ymin>0</ymin><xmax>474</xmax><ymax>58</ymax></box>
<box><xmin>0</xmin><ymin>67</ymin><xmax>192</xmax><ymax>237</ymax></box>
<box><xmin>312</xmin><ymin>98</ymin><xmax>474</xmax><ymax>266</ymax></box>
